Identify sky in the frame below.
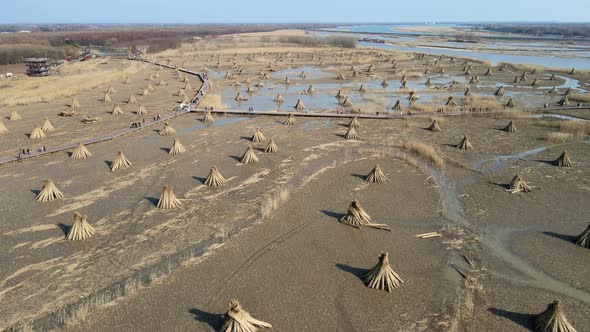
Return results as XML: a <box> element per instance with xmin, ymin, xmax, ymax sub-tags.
<box><xmin>1</xmin><ymin>0</ymin><xmax>589</xmax><ymax>24</ymax></box>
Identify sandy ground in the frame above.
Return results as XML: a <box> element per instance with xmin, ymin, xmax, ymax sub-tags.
<box><xmin>1</xmin><ymin>32</ymin><xmax>590</xmax><ymax>331</ymax></box>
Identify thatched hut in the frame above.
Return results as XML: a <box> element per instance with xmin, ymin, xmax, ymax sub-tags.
<box><xmin>365</xmin><ymin>164</ymin><xmax>388</xmax><ymax>183</ymax></box>
<box><xmin>36</xmin><ymin>179</ymin><xmax>64</xmax><ymax>202</ymax></box>
<box><xmin>71</xmin><ymin>97</ymin><xmax>80</xmax><ymax>108</ymax></box>
<box><xmin>554</xmin><ymin>151</ymin><xmax>572</xmax><ymax>167</ymax></box>
<box><xmin>264</xmin><ymin>139</ymin><xmax>278</xmax><ymax>153</ymax></box>
<box><xmin>363</xmin><ymin>252</ymin><xmax>404</xmax><ymax>292</ymax></box>
<box><xmin>240</xmin><ymin>145</ymin><xmax>259</xmax><ymax>164</ymax></box>
<box><xmin>284</xmin><ymin>113</ymin><xmax>296</xmax><ymax>126</ymax></box>
<box><xmin>252</xmin><ymin>128</ymin><xmax>266</xmax><ymax>143</ymax></box>
<box><xmin>159</xmin><ymin>122</ymin><xmax>176</xmax><ymax>136</ymax></box>
<box><xmin>344</xmin><ymin>126</ymin><xmax>358</xmax><ymax>140</ymax></box>
<box><xmin>67</xmin><ymin>212</ymin><xmax>95</xmax><ymax>241</ymax></box>
<box><xmin>30</xmin><ymin>124</ymin><xmax>46</xmax><ymax>139</ymax></box>
<box><xmin>71</xmin><ymin>143</ymin><xmax>91</xmax><ymax>159</ymax></box>
<box><xmin>204</xmin><ymin>166</ymin><xmax>227</xmax><ymax>187</ymax></box>
<box><xmin>535</xmin><ymin>301</ymin><xmax>576</xmax><ymax>332</ymax></box>
<box><xmin>507</xmin><ymin>173</ymin><xmax>531</xmax><ymax>193</ymax></box>
<box><xmin>157</xmin><ymin>185</ymin><xmax>181</xmax><ymax>209</ymax></box>
<box><xmin>457</xmin><ymin>135</ymin><xmax>473</xmax><ymax>150</ymax></box>
<box><xmin>42</xmin><ymin>118</ymin><xmax>55</xmax><ymax>132</ymax></box>
<box><xmin>0</xmin><ymin>121</ymin><xmax>8</xmax><ymax>135</ymax></box>
<box><xmin>503</xmin><ymin>120</ymin><xmax>517</xmax><ymax>133</ymax></box>
<box><xmin>220</xmin><ymin>300</ymin><xmax>272</xmax><ymax>332</ymax></box>
<box><xmin>428</xmin><ymin>120</ymin><xmax>441</xmax><ymax>132</ymax></box>
<box><xmin>294</xmin><ymin>99</ymin><xmax>306</xmax><ymax>111</ymax></box>
<box><xmin>110</xmin><ymin>151</ymin><xmax>132</xmax><ymax>171</ymax></box>
<box><xmin>169</xmin><ymin>138</ymin><xmax>186</xmax><ymax>155</ymax></box>
<box><xmin>575</xmin><ymin>224</ymin><xmax>590</xmax><ymax>248</ymax></box>
<box><xmin>128</xmin><ymin>95</ymin><xmax>138</xmax><ymax>104</ymax></box>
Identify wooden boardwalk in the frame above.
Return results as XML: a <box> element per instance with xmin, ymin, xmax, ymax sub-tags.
<box><xmin>0</xmin><ymin>61</ymin><xmax>209</xmax><ymax>166</ymax></box>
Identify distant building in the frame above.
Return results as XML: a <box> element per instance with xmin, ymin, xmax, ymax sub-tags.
<box><xmin>24</xmin><ymin>58</ymin><xmax>50</xmax><ymax>77</ymax></box>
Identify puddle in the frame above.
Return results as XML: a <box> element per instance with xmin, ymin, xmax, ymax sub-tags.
<box><xmin>178</xmin><ymin>117</ymin><xmax>248</xmax><ymax>135</ymax></box>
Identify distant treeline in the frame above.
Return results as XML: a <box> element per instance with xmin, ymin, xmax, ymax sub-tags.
<box><xmin>482</xmin><ymin>24</ymin><xmax>590</xmax><ymax>38</ymax></box>
<box><xmin>272</xmin><ymin>35</ymin><xmax>357</xmax><ymax>48</ymax></box>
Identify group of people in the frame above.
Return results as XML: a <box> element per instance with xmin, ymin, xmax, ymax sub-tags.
<box><xmin>204</xmin><ymin>106</ymin><xmax>215</xmax><ymax>111</ymax></box>
<box><xmin>130</xmin><ymin>120</ymin><xmax>145</xmax><ymax>128</ymax></box>
<box><xmin>248</xmin><ymin>107</ymin><xmax>255</xmax><ymax>111</ymax></box>
<box><xmin>18</xmin><ymin>146</ymin><xmax>45</xmax><ymax>158</ymax></box>
<box><xmin>152</xmin><ymin>114</ymin><xmax>162</xmax><ymax>122</ymax></box>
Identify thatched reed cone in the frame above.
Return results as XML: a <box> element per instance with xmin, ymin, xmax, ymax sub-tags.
<box><xmin>221</xmin><ymin>300</ymin><xmax>272</xmax><ymax>332</ymax></box>
<box><xmin>112</xmin><ymin>104</ymin><xmax>124</xmax><ymax>115</ymax></box>
<box><xmin>142</xmin><ymin>88</ymin><xmax>150</xmax><ymax>96</ymax></box>
<box><xmin>274</xmin><ymin>94</ymin><xmax>284</xmax><ymax>104</ymax></box>
<box><xmin>169</xmin><ymin>138</ymin><xmax>186</xmax><ymax>155</ymax></box>
<box><xmin>294</xmin><ymin>99</ymin><xmax>306</xmax><ymax>111</ymax></box>
<box><xmin>30</xmin><ymin>124</ymin><xmax>46</xmax><ymax>139</ymax></box>
<box><xmin>284</xmin><ymin>113</ymin><xmax>296</xmax><ymax>126</ymax></box>
<box><xmin>428</xmin><ymin>120</ymin><xmax>441</xmax><ymax>132</ymax></box>
<box><xmin>42</xmin><ymin>118</ymin><xmax>55</xmax><ymax>132</ymax></box>
<box><xmin>507</xmin><ymin>173</ymin><xmax>531</xmax><ymax>193</ymax></box>
<box><xmin>307</xmin><ymin>85</ymin><xmax>316</xmax><ymax>94</ymax></box>
<box><xmin>446</xmin><ymin>96</ymin><xmax>457</xmax><ymax>107</ymax></box>
<box><xmin>246</xmin><ymin>86</ymin><xmax>256</xmax><ymax>94</ymax></box>
<box><xmin>558</xmin><ymin>96</ymin><xmax>570</xmax><ymax>106</ymax></box>
<box><xmin>341</xmin><ymin>96</ymin><xmax>353</xmax><ymax>107</ymax></box>
<box><xmin>535</xmin><ymin>300</ymin><xmax>577</xmax><ymax>332</ymax></box>
<box><xmin>358</xmin><ymin>83</ymin><xmax>366</xmax><ymax>92</ymax></box>
<box><xmin>348</xmin><ymin>116</ymin><xmax>360</xmax><ymax>128</ymax></box>
<box><xmin>457</xmin><ymin>135</ymin><xmax>473</xmax><ymax>150</ymax></box>
<box><xmin>71</xmin><ymin>142</ymin><xmax>92</xmax><ymax>159</ymax></box>
<box><xmin>554</xmin><ymin>151</ymin><xmax>572</xmax><ymax>167</ymax></box>
<box><xmin>264</xmin><ymin>138</ymin><xmax>278</xmax><ymax>153</ymax></box>
<box><xmin>103</xmin><ymin>93</ymin><xmax>112</xmax><ymax>103</ymax></box>
<box><xmin>159</xmin><ymin>122</ymin><xmax>176</xmax><ymax>136</ymax></box>
<box><xmin>146</xmin><ymin>83</ymin><xmax>155</xmax><ymax>92</ymax></box>
<box><xmin>203</xmin><ymin>111</ymin><xmax>215</xmax><ymax>123</ymax></box>
<box><xmin>425</xmin><ymin>77</ymin><xmax>432</xmax><ymax>86</ymax></box>
<box><xmin>575</xmin><ymin>224</ymin><xmax>590</xmax><ymax>248</ymax></box>
<box><xmin>408</xmin><ymin>91</ymin><xmax>418</xmax><ymax>101</ymax></box>
<box><xmin>36</xmin><ymin>179</ymin><xmax>64</xmax><ymax>202</ymax></box>
<box><xmin>157</xmin><ymin>185</ymin><xmax>181</xmax><ymax>209</ymax></box>
<box><xmin>366</xmin><ymin>164</ymin><xmax>388</xmax><ymax>183</ymax></box>
<box><xmin>0</xmin><ymin>121</ymin><xmax>8</xmax><ymax>135</ymax></box>
<box><xmin>184</xmin><ymin>82</ymin><xmax>192</xmax><ymax>90</ymax></box>
<box><xmin>485</xmin><ymin>68</ymin><xmax>493</xmax><ymax>76</ymax></box>
<box><xmin>158</xmin><ymin>79</ymin><xmax>167</xmax><ymax>86</ymax></box>
<box><xmin>335</xmin><ymin>89</ymin><xmax>344</xmax><ymax>99</ymax></box>
<box><xmin>344</xmin><ymin>126</ymin><xmax>359</xmax><ymax>140</ymax></box>
<box><xmin>504</xmin><ymin>120</ymin><xmax>517</xmax><ymax>133</ymax></box>
<box><xmin>252</xmin><ymin>128</ymin><xmax>266</xmax><ymax>143</ymax></box>
<box><xmin>111</xmin><ymin>151</ymin><xmax>132</xmax><ymax>171</ymax></box>
<box><xmin>464</xmin><ymin>87</ymin><xmax>472</xmax><ymax>96</ymax></box>
<box><xmin>495</xmin><ymin>86</ymin><xmax>505</xmax><ymax>96</ymax></box>
<box><xmin>177</xmin><ymin>89</ymin><xmax>186</xmax><ymax>97</ymax></box>
<box><xmin>506</xmin><ymin>98</ymin><xmax>515</xmax><ymax>108</ymax></box>
<box><xmin>204</xmin><ymin>166</ymin><xmax>227</xmax><ymax>187</ymax></box>
<box><xmin>363</xmin><ymin>252</ymin><xmax>404</xmax><ymax>292</ymax></box>
<box><xmin>340</xmin><ymin>200</ymin><xmax>371</xmax><ymax>227</ymax></box>
<box><xmin>71</xmin><ymin>97</ymin><xmax>80</xmax><ymax>108</ymax></box>
<box><xmin>381</xmin><ymin>80</ymin><xmax>389</xmax><ymax>88</ymax></box>
<box><xmin>67</xmin><ymin>212</ymin><xmax>95</xmax><ymax>241</ymax></box>
<box><xmin>107</xmin><ymin>86</ymin><xmax>117</xmax><ymax>94</ymax></box>
<box><xmin>10</xmin><ymin>111</ymin><xmax>21</xmax><ymax>121</ymax></box>
<box><xmin>235</xmin><ymin>92</ymin><xmax>245</xmax><ymax>102</ymax></box>
<box><xmin>137</xmin><ymin>104</ymin><xmax>148</xmax><ymax>115</ymax></box>
<box><xmin>240</xmin><ymin>145</ymin><xmax>259</xmax><ymax>164</ymax></box>
<box><xmin>392</xmin><ymin>100</ymin><xmax>403</xmax><ymax>111</ymax></box>
<box><xmin>128</xmin><ymin>95</ymin><xmax>138</xmax><ymax>104</ymax></box>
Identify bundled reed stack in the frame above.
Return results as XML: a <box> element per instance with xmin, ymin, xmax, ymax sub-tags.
<box><xmin>142</xmin><ymin>88</ymin><xmax>150</xmax><ymax>96</ymax></box>
<box><xmin>240</xmin><ymin>145</ymin><xmax>259</xmax><ymax>164</ymax></box>
<box><xmin>503</xmin><ymin>121</ymin><xmax>517</xmax><ymax>133</ymax></box>
<box><xmin>274</xmin><ymin>94</ymin><xmax>284</xmax><ymax>105</ymax></box>
<box><xmin>535</xmin><ymin>300</ymin><xmax>577</xmax><ymax>332</ymax></box>
<box><xmin>564</xmin><ymin>88</ymin><xmax>572</xmax><ymax>96</ymax></box>
<box><xmin>145</xmin><ymin>83</ymin><xmax>155</xmax><ymax>92</ymax></box>
<box><xmin>204</xmin><ymin>166</ymin><xmax>227</xmax><ymax>187</ymax></box>
<box><xmin>381</xmin><ymin>80</ymin><xmax>389</xmax><ymax>88</ymax></box>
<box><xmin>112</xmin><ymin>104</ymin><xmax>124</xmax><ymax>115</ymax></box>
<box><xmin>344</xmin><ymin>126</ymin><xmax>359</xmax><ymax>140</ymax></box>
<box><xmin>392</xmin><ymin>100</ymin><xmax>403</xmax><ymax>111</ymax></box>
<box><xmin>575</xmin><ymin>224</ymin><xmax>590</xmax><ymax>248</ymax></box>
<box><xmin>128</xmin><ymin>95</ymin><xmax>138</xmax><ymax>104</ymax></box>
<box><xmin>425</xmin><ymin>77</ymin><xmax>432</xmax><ymax>87</ymax></box>
<box><xmin>554</xmin><ymin>151</ymin><xmax>572</xmax><ymax>167</ymax></box>
<box><xmin>294</xmin><ymin>99</ymin><xmax>306</xmax><ymax>111</ymax></box>
<box><xmin>246</xmin><ymin>86</ymin><xmax>256</xmax><ymax>94</ymax></box>
<box><xmin>235</xmin><ymin>92</ymin><xmax>246</xmax><ymax>102</ymax></box>
<box><xmin>157</xmin><ymin>185</ymin><xmax>181</xmax><ymax>209</ymax></box>
<box><xmin>137</xmin><ymin>104</ymin><xmax>148</xmax><ymax>115</ymax></box>
<box><xmin>408</xmin><ymin>91</ymin><xmax>418</xmax><ymax>102</ymax></box>
<box><xmin>341</xmin><ymin>96</ymin><xmax>353</xmax><ymax>107</ymax></box>
<box><xmin>159</xmin><ymin>122</ymin><xmax>176</xmax><ymax>136</ymax></box>
<box><xmin>363</xmin><ymin>252</ymin><xmax>404</xmax><ymax>292</ymax></box>
<box><xmin>264</xmin><ymin>139</ymin><xmax>278</xmax><ymax>153</ymax></box>
<box><xmin>159</xmin><ymin>79</ymin><xmax>167</xmax><ymax>86</ymax></box>
<box><xmin>71</xmin><ymin>97</ymin><xmax>80</xmax><ymax>108</ymax></box>
<box><xmin>284</xmin><ymin>113</ymin><xmax>296</xmax><ymax>126</ymax></box>
<box><xmin>169</xmin><ymin>138</ymin><xmax>186</xmax><ymax>155</ymax></box>
<box><xmin>220</xmin><ymin>300</ymin><xmax>272</xmax><ymax>332</ymax></box>
<box><xmin>558</xmin><ymin>96</ymin><xmax>570</xmax><ymax>106</ymax></box>
<box><xmin>428</xmin><ymin>120</ymin><xmax>441</xmax><ymax>132</ymax></box>
<box><xmin>0</xmin><ymin>121</ymin><xmax>8</xmax><ymax>135</ymax></box>
<box><xmin>252</xmin><ymin>128</ymin><xmax>266</xmax><ymax>143</ymax></box>
<box><xmin>111</xmin><ymin>151</ymin><xmax>132</xmax><ymax>171</ymax></box>
<box><xmin>365</xmin><ymin>164</ymin><xmax>388</xmax><ymax>183</ymax></box>
<box><xmin>30</xmin><ymin>124</ymin><xmax>46</xmax><ymax>139</ymax></box>
<box><xmin>485</xmin><ymin>68</ymin><xmax>493</xmax><ymax>76</ymax></box>
<box><xmin>306</xmin><ymin>85</ymin><xmax>316</xmax><ymax>94</ymax></box>
<box><xmin>348</xmin><ymin>116</ymin><xmax>360</xmax><ymax>129</ymax></box>
<box><xmin>507</xmin><ymin>173</ymin><xmax>531</xmax><ymax>193</ymax></box>
<box><xmin>41</xmin><ymin>118</ymin><xmax>55</xmax><ymax>132</ymax></box>
<box><xmin>71</xmin><ymin>143</ymin><xmax>92</xmax><ymax>159</ymax></box>
<box><xmin>107</xmin><ymin>86</ymin><xmax>117</xmax><ymax>94</ymax></box>
<box><xmin>548</xmin><ymin>86</ymin><xmax>557</xmax><ymax>94</ymax></box>
<box><xmin>446</xmin><ymin>96</ymin><xmax>457</xmax><ymax>107</ymax></box>
<box><xmin>337</xmin><ymin>73</ymin><xmax>345</xmax><ymax>80</ymax></box>
<box><xmin>178</xmin><ymin>89</ymin><xmax>187</xmax><ymax>97</ymax></box>
<box><xmin>335</xmin><ymin>89</ymin><xmax>344</xmax><ymax>100</ymax></box>
<box><xmin>570</xmin><ymin>68</ymin><xmax>575</xmax><ymax>75</ymax></box>
<box><xmin>67</xmin><ymin>212</ymin><xmax>95</xmax><ymax>241</ymax></box>
<box><xmin>103</xmin><ymin>93</ymin><xmax>112</xmax><ymax>103</ymax></box>
<box><xmin>10</xmin><ymin>111</ymin><xmax>21</xmax><ymax>121</ymax></box>
<box><xmin>203</xmin><ymin>111</ymin><xmax>215</xmax><ymax>123</ymax></box>
<box><xmin>457</xmin><ymin>136</ymin><xmax>473</xmax><ymax>150</ymax></box>
<box><xmin>358</xmin><ymin>84</ymin><xmax>366</xmax><ymax>92</ymax></box>
<box><xmin>495</xmin><ymin>86</ymin><xmax>505</xmax><ymax>97</ymax></box>
<box><xmin>550</xmin><ymin>73</ymin><xmax>556</xmax><ymax>81</ymax></box>
<box><xmin>36</xmin><ymin>179</ymin><xmax>64</xmax><ymax>202</ymax></box>
<box><xmin>400</xmin><ymin>81</ymin><xmax>408</xmax><ymax>89</ymax></box>
<box><xmin>339</xmin><ymin>200</ymin><xmax>390</xmax><ymax>230</ymax></box>
<box><xmin>505</xmin><ymin>98</ymin><xmax>515</xmax><ymax>108</ymax></box>
<box><xmin>184</xmin><ymin>82</ymin><xmax>192</xmax><ymax>90</ymax></box>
